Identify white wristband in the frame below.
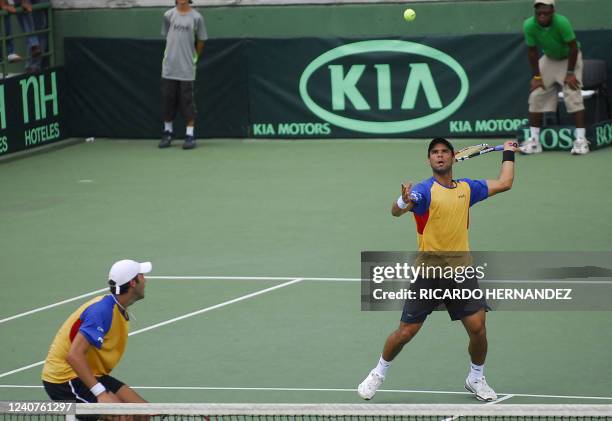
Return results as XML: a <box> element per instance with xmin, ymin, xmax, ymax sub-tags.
<box><xmin>90</xmin><ymin>382</ymin><xmax>107</xmax><ymax>397</ymax></box>
<box><xmin>397</xmin><ymin>196</ymin><xmax>409</xmax><ymax>209</ymax></box>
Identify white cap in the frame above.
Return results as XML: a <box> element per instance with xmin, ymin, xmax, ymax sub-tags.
<box><xmin>108</xmin><ymin>260</ymin><xmax>152</xmax><ymax>294</ymax></box>
<box><xmin>534</xmin><ymin>0</ymin><xmax>555</xmax><ymax>6</ymax></box>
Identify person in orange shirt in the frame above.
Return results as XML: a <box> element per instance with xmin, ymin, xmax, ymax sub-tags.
<box><xmin>358</xmin><ymin>138</ymin><xmax>517</xmax><ymax>402</ymax></box>
<box><xmin>42</xmin><ymin>259</ymin><xmax>151</xmax><ymax>403</ymax></box>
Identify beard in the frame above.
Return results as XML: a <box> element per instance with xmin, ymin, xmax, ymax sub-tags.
<box><xmin>432</xmin><ymin>164</ymin><xmax>452</xmax><ymax>175</ymax></box>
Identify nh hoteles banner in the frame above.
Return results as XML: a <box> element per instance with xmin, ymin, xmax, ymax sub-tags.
<box><xmin>0</xmin><ymin>68</ymin><xmax>66</xmax><ymax>157</ymax></box>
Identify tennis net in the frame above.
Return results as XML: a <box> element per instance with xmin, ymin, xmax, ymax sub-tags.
<box><xmin>4</xmin><ymin>404</ymin><xmax>612</xmax><ymax>421</ymax></box>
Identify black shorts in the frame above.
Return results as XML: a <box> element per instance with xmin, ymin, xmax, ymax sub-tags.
<box><xmin>400</xmin><ymin>277</ymin><xmax>489</xmax><ymax>324</ymax></box>
<box><xmin>43</xmin><ymin>375</ymin><xmax>124</xmax><ymax>403</ymax></box>
<box><xmin>161</xmin><ymin>78</ymin><xmax>196</xmax><ymax>122</ymax></box>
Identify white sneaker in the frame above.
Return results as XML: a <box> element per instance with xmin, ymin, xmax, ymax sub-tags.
<box><xmin>571</xmin><ymin>138</ymin><xmax>590</xmax><ymax>155</ymax></box>
<box><xmin>7</xmin><ymin>53</ymin><xmax>22</xmax><ymax>63</ymax></box>
<box><xmin>465</xmin><ymin>376</ymin><xmax>497</xmax><ymax>402</ymax></box>
<box><xmin>357</xmin><ymin>369</ymin><xmax>384</xmax><ymax>400</ymax></box>
<box><xmin>519</xmin><ymin>137</ymin><xmax>543</xmax><ymax>154</ymax></box>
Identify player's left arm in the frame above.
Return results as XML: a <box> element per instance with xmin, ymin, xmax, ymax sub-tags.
<box><xmin>195</xmin><ymin>40</ymin><xmax>205</xmax><ymax>60</ymax></box>
<box><xmin>558</xmin><ymin>16</ymin><xmax>580</xmax><ymax>90</ymax></box>
<box><xmin>565</xmin><ymin>40</ymin><xmax>580</xmax><ymax>90</ymax></box>
<box><xmin>486</xmin><ymin>140</ymin><xmax>518</xmax><ymax>198</ymax></box>
<box><xmin>194</xmin><ymin>15</ymin><xmax>207</xmax><ymax>63</ymax></box>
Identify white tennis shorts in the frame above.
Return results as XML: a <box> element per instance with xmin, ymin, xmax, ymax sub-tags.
<box><xmin>528</xmin><ymin>51</ymin><xmax>584</xmax><ymax>114</ymax></box>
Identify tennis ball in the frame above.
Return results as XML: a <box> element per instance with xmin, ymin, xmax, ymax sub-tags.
<box><xmin>403</xmin><ymin>8</ymin><xmax>416</xmax><ymax>22</ymax></box>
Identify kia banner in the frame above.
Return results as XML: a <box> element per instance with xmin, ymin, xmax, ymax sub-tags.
<box><xmin>64</xmin><ymin>31</ymin><xmax>612</xmax><ymax>141</ymax></box>
<box><xmin>247</xmin><ymin>35</ymin><xmax>527</xmax><ymax>138</ymax></box>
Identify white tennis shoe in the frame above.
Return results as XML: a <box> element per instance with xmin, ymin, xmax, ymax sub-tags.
<box><xmin>357</xmin><ymin>370</ymin><xmax>384</xmax><ymax>400</ymax></box>
<box><xmin>571</xmin><ymin>138</ymin><xmax>590</xmax><ymax>155</ymax></box>
<box><xmin>519</xmin><ymin>137</ymin><xmax>543</xmax><ymax>154</ymax></box>
<box><xmin>465</xmin><ymin>376</ymin><xmax>497</xmax><ymax>402</ymax></box>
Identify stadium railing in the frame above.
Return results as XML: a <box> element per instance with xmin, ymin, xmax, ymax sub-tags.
<box><xmin>0</xmin><ymin>1</ymin><xmax>53</xmax><ymax>78</ymax></box>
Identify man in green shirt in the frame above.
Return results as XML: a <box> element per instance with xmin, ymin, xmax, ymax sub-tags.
<box><xmin>520</xmin><ymin>0</ymin><xmax>589</xmax><ymax>155</ymax></box>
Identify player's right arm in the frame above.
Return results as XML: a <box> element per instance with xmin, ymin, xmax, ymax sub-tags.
<box><xmin>161</xmin><ymin>12</ymin><xmax>170</xmax><ymax>37</ymax></box>
<box><xmin>527</xmin><ymin>47</ymin><xmax>544</xmax><ymax>91</ymax></box>
<box><xmin>523</xmin><ymin>20</ymin><xmax>544</xmax><ymax>92</ymax></box>
<box><xmin>195</xmin><ymin>15</ymin><xmax>207</xmax><ymax>61</ymax></box>
<box><xmin>391</xmin><ymin>182</ymin><xmax>415</xmax><ymax>217</ymax></box>
<box><xmin>195</xmin><ymin>40</ymin><xmax>205</xmax><ymax>62</ymax></box>
<box><xmin>66</xmin><ymin>333</ymin><xmax>121</xmax><ymax>403</ymax></box>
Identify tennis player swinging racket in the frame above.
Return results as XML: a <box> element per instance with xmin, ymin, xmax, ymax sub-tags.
<box><xmin>358</xmin><ymin>138</ymin><xmax>517</xmax><ymax>402</ymax></box>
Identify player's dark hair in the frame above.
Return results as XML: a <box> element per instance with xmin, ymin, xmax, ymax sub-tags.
<box><xmin>428</xmin><ymin>137</ymin><xmax>454</xmax><ymax>156</ymax></box>
<box><xmin>109</xmin><ymin>276</ymin><xmax>139</xmax><ymax>295</ymax></box>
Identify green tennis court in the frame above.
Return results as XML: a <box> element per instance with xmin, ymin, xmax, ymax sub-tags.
<box><xmin>1</xmin><ymin>138</ymin><xmax>611</xmax><ymax>404</ymax></box>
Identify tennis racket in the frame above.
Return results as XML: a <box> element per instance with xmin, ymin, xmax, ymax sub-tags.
<box><xmin>455</xmin><ymin>144</ymin><xmax>505</xmax><ymax>162</ymax></box>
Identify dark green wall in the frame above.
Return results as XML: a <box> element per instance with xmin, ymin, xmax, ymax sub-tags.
<box><xmin>52</xmin><ymin>0</ymin><xmax>612</xmax><ymax>64</ymax></box>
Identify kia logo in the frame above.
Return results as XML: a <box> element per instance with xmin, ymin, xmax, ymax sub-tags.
<box><xmin>299</xmin><ymin>40</ymin><xmax>469</xmax><ymax>134</ymax></box>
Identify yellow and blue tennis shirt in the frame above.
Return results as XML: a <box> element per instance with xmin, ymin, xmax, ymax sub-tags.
<box><xmin>409</xmin><ymin>177</ymin><xmax>488</xmax><ymax>251</ymax></box>
<box><xmin>42</xmin><ymin>295</ymin><xmax>129</xmax><ymax>383</ymax></box>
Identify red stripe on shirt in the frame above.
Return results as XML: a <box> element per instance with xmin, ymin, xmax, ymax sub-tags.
<box><xmin>414</xmin><ymin>211</ymin><xmax>430</xmax><ymax>235</ymax></box>
<box><xmin>69</xmin><ymin>319</ymin><xmax>83</xmax><ymax>342</ymax></box>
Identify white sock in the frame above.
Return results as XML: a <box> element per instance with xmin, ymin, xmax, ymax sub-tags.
<box><xmin>374</xmin><ymin>355</ymin><xmax>391</xmax><ymax>378</ymax></box>
<box><xmin>468</xmin><ymin>362</ymin><xmax>484</xmax><ymax>381</ymax></box>
<box><xmin>164</xmin><ymin>122</ymin><xmax>173</xmax><ymax>133</ymax></box>
<box><xmin>530</xmin><ymin>126</ymin><xmax>540</xmax><ymax>140</ymax></box>
<box><xmin>186</xmin><ymin>126</ymin><xmax>194</xmax><ymax>136</ymax></box>
<box><xmin>575</xmin><ymin>128</ymin><xmax>586</xmax><ymax>139</ymax></box>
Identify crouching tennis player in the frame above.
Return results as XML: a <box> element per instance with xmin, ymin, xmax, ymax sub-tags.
<box><xmin>42</xmin><ymin>259</ymin><xmax>152</xmax><ymax>403</ymax></box>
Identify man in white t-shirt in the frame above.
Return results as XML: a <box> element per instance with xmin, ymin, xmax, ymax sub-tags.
<box><xmin>159</xmin><ymin>0</ymin><xmax>208</xmax><ymax>150</ymax></box>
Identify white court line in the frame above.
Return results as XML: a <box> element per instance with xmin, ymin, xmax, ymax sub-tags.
<box><xmin>0</xmin><ymin>362</ymin><xmax>45</xmax><ymax>380</ymax></box>
<box><xmin>0</xmin><ymin>276</ymin><xmax>345</xmax><ymax>325</ymax></box>
<box><xmin>148</xmin><ymin>276</ymin><xmax>360</xmax><ymax>282</ymax></box>
<box><xmin>4</xmin><ymin>275</ymin><xmax>611</xmax><ymax>324</ymax></box>
<box><xmin>148</xmin><ymin>276</ymin><xmax>612</xmax><ymax>284</ymax></box>
<box><xmin>128</xmin><ymin>278</ymin><xmax>303</xmax><ymax>336</ymax></box>
<box><xmin>479</xmin><ymin>280</ymin><xmax>612</xmax><ymax>284</ymax></box>
<box><xmin>0</xmin><ymin>385</ymin><xmax>610</xmax><ymax>401</ymax></box>
<box><xmin>0</xmin><ymin>276</ymin><xmax>354</xmax><ymax>325</ymax></box>
<box><xmin>0</xmin><ymin>288</ymin><xmax>107</xmax><ymax>324</ymax></box>
<box><xmin>439</xmin><ymin>393</ymin><xmax>516</xmax><ymax>421</ymax></box>
<box><xmin>0</xmin><ymin>279</ymin><xmax>303</xmax><ymax>379</ymax></box>
<box><xmin>484</xmin><ymin>394</ymin><xmax>515</xmax><ymax>405</ymax></box>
